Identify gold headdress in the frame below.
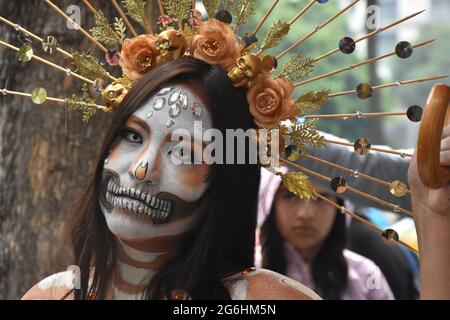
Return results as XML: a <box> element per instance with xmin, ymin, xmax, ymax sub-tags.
<box><xmin>1</xmin><ymin>0</ymin><xmax>449</xmax><ymax>254</ymax></box>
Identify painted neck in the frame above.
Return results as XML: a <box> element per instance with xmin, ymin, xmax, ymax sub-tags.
<box><xmin>112</xmin><ymin>238</ymin><xmax>172</xmax><ymax>299</ymax></box>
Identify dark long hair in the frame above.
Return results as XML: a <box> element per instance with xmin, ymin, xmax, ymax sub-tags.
<box><xmin>260</xmin><ymin>197</ymin><xmax>348</xmax><ymax>300</ymax></box>
<box><xmin>70</xmin><ymin>57</ymin><xmax>260</xmax><ymax>299</ymax></box>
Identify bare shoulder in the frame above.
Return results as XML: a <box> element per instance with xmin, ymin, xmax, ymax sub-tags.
<box><xmin>244</xmin><ymin>269</ymin><xmax>322</xmax><ymax>300</ymax></box>
<box><xmin>21</xmin><ymin>271</ymin><xmax>75</xmax><ymax>300</ymax></box>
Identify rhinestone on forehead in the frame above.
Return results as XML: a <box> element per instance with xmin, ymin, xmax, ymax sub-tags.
<box><xmin>153</xmin><ymin>97</ymin><xmax>165</xmax><ymax>110</ymax></box>
<box><xmin>191</xmin><ymin>102</ymin><xmax>202</xmax><ymax>118</ymax></box>
<box><xmin>157</xmin><ymin>87</ymin><xmax>175</xmax><ymax>96</ymax></box>
<box><xmin>169</xmin><ymin>104</ymin><xmax>181</xmax><ymax>118</ymax></box>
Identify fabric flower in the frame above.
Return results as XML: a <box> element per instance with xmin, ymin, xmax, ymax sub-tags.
<box><xmin>119</xmin><ymin>34</ymin><xmax>160</xmax><ymax>81</ymax></box>
<box><xmin>188</xmin><ymin>9</ymin><xmax>203</xmax><ymax>28</ymax></box>
<box><xmin>246</xmin><ymin>76</ymin><xmax>299</xmax><ymax>128</ymax></box>
<box><xmin>189</xmin><ymin>18</ymin><xmax>241</xmax><ymax>71</ymax></box>
<box><xmin>158</xmin><ymin>15</ymin><xmax>174</xmax><ymax>27</ymax></box>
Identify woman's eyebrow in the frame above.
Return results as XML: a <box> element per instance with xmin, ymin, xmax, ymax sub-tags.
<box><xmin>127</xmin><ymin>115</ymin><xmax>150</xmax><ymax>133</ymax></box>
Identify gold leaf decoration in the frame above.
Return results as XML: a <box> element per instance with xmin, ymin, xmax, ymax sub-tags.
<box><xmin>180</xmin><ymin>23</ymin><xmax>195</xmax><ymax>44</ymax></box>
<box><xmin>163</xmin><ymin>0</ymin><xmax>191</xmax><ymax>23</ymax></box>
<box><xmin>260</xmin><ymin>20</ymin><xmax>290</xmax><ymax>52</ymax></box>
<box><xmin>233</xmin><ymin>0</ymin><xmax>258</xmax><ymax>29</ymax></box>
<box><xmin>114</xmin><ymin>76</ymin><xmax>134</xmax><ymax>89</ymax></box>
<box><xmin>295</xmin><ymin>90</ymin><xmax>330</xmax><ymax>113</ymax></box>
<box><xmin>65</xmin><ymin>84</ymin><xmax>98</xmax><ymax>123</ymax></box>
<box><xmin>114</xmin><ymin>17</ymin><xmax>127</xmax><ymax>43</ymax></box>
<box><xmin>203</xmin><ymin>0</ymin><xmax>222</xmax><ymax>18</ymax></box>
<box><xmin>278</xmin><ymin>51</ymin><xmax>314</xmax><ymax>83</ymax></box>
<box><xmin>90</xmin><ymin>11</ymin><xmax>123</xmax><ymax>47</ymax></box>
<box><xmin>71</xmin><ymin>51</ymin><xmax>111</xmax><ymax>82</ymax></box>
<box><xmin>277</xmin><ymin>171</ymin><xmax>316</xmax><ymax>200</ymax></box>
<box><xmin>122</xmin><ymin>0</ymin><xmax>147</xmax><ymax>30</ymax></box>
<box><xmin>289</xmin><ymin>119</ymin><xmax>325</xmax><ymax>152</ymax></box>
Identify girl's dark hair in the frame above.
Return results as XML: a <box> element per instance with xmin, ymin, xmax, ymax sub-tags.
<box><xmin>70</xmin><ymin>57</ymin><xmax>261</xmax><ymax>299</ymax></box>
<box><xmin>260</xmin><ymin>196</ymin><xmax>348</xmax><ymax>300</ymax></box>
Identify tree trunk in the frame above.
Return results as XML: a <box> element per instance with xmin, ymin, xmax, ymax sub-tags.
<box><xmin>0</xmin><ymin>0</ymin><xmax>117</xmax><ymax>299</ymax></box>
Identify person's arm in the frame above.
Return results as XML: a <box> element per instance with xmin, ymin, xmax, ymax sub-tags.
<box><xmin>407</xmin><ymin>126</ymin><xmax>450</xmax><ymax>300</ymax></box>
<box><xmin>299</xmin><ymin>131</ymin><xmax>413</xmax><ymax>211</ymax></box>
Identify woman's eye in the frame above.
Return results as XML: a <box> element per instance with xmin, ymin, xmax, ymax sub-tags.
<box><xmin>121</xmin><ymin>129</ymin><xmax>143</xmax><ymax>144</ymax></box>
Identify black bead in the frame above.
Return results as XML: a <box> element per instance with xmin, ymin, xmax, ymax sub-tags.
<box><xmin>215</xmin><ymin>10</ymin><xmax>233</xmax><ymax>24</ymax></box>
<box><xmin>339</xmin><ymin>36</ymin><xmax>355</xmax><ymax>54</ymax></box>
<box><xmin>330</xmin><ymin>176</ymin><xmax>347</xmax><ymax>193</ymax></box>
<box><xmin>395</xmin><ymin>41</ymin><xmax>413</xmax><ymax>59</ymax></box>
<box><xmin>406</xmin><ymin>105</ymin><xmax>423</xmax><ymax>122</ymax></box>
<box><xmin>243</xmin><ymin>33</ymin><xmax>258</xmax><ymax>48</ymax></box>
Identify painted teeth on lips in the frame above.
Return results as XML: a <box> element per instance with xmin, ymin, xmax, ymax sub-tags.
<box><xmin>106</xmin><ymin>180</ymin><xmax>170</xmax><ymax>220</ymax></box>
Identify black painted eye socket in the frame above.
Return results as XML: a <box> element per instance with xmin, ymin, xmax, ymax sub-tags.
<box><xmin>121</xmin><ymin>129</ymin><xmax>143</xmax><ymax>144</ymax></box>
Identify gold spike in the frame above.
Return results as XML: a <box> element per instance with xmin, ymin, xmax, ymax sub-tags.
<box><xmin>157</xmin><ymin>0</ymin><xmax>165</xmax><ymax>16</ymax></box>
<box><xmin>0</xmin><ymin>16</ymin><xmax>73</xmax><ymax>59</ymax></box>
<box><xmin>324</xmin><ymin>138</ymin><xmax>413</xmax><ymax>157</ymax></box>
<box><xmin>233</xmin><ymin>0</ymin><xmax>258</xmax><ymax>34</ymax></box>
<box><xmin>288</xmin><ymin>0</ymin><xmax>316</xmax><ymax>27</ymax></box>
<box><xmin>0</xmin><ymin>16</ymin><xmax>116</xmax><ymax>82</ymax></box>
<box><xmin>110</xmin><ymin>0</ymin><xmax>141</xmax><ymax>36</ymax></box>
<box><xmin>295</xmin><ymin>39</ymin><xmax>435</xmax><ymax>87</ymax></box>
<box><xmin>314</xmin><ymin>9</ymin><xmax>426</xmax><ymax>62</ymax></box>
<box><xmin>303</xmin><ymin>111</ymin><xmax>405</xmax><ymax>120</ymax></box>
<box><xmin>276</xmin><ymin>0</ymin><xmax>360</xmax><ymax>60</ymax></box>
<box><xmin>313</xmin><ymin>192</ymin><xmax>417</xmax><ymax>253</ymax></box>
<box><xmin>81</xmin><ymin>0</ymin><xmax>99</xmax><ymax>15</ymax></box>
<box><xmin>0</xmin><ymin>40</ymin><xmax>95</xmax><ymax>85</ymax></box>
<box><xmin>252</xmin><ymin>0</ymin><xmax>280</xmax><ymax>34</ymax></box>
<box><xmin>358</xmin><ymin>9</ymin><xmax>426</xmax><ymax>43</ymax></box>
<box><xmin>329</xmin><ymin>75</ymin><xmax>448</xmax><ymax>98</ymax></box>
<box><xmin>2</xmin><ymin>89</ymin><xmax>110</xmax><ymax>112</ymax></box>
<box><xmin>225</xmin><ymin>0</ymin><xmax>232</xmax><ymax>11</ymax></box>
<box><xmin>279</xmin><ymin>158</ymin><xmax>413</xmax><ymax>217</ymax></box>
<box><xmin>303</xmin><ymin>153</ymin><xmax>410</xmax><ymax>195</ymax></box>
<box><xmin>44</xmin><ymin>0</ymin><xmax>108</xmax><ymax>53</ymax></box>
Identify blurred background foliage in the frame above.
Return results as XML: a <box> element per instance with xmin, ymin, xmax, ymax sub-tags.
<box><xmin>239</xmin><ymin>0</ymin><xmax>450</xmax><ymax>148</ymax></box>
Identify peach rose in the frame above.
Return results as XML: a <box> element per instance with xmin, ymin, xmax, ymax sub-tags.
<box><xmin>119</xmin><ymin>34</ymin><xmax>160</xmax><ymax>81</ymax></box>
<box><xmin>246</xmin><ymin>76</ymin><xmax>299</xmax><ymax>128</ymax></box>
<box><xmin>189</xmin><ymin>18</ymin><xmax>241</xmax><ymax>71</ymax></box>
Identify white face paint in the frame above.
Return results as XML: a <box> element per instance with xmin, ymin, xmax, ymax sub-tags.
<box><xmin>99</xmin><ymin>84</ymin><xmax>212</xmax><ymax>241</ymax></box>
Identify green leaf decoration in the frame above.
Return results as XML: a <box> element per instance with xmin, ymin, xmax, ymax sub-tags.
<box><xmin>289</xmin><ymin>119</ymin><xmax>326</xmax><ymax>152</ymax></box>
<box><xmin>90</xmin><ymin>11</ymin><xmax>124</xmax><ymax>47</ymax></box>
<box><xmin>71</xmin><ymin>51</ymin><xmax>111</xmax><ymax>82</ymax></box>
<box><xmin>122</xmin><ymin>0</ymin><xmax>148</xmax><ymax>30</ymax></box>
<box><xmin>162</xmin><ymin>0</ymin><xmax>191</xmax><ymax>23</ymax></box>
<box><xmin>260</xmin><ymin>20</ymin><xmax>290</xmax><ymax>52</ymax></box>
<box><xmin>65</xmin><ymin>84</ymin><xmax>98</xmax><ymax>123</ymax></box>
<box><xmin>295</xmin><ymin>90</ymin><xmax>330</xmax><ymax>113</ymax></box>
<box><xmin>202</xmin><ymin>0</ymin><xmax>222</xmax><ymax>18</ymax></box>
<box><xmin>277</xmin><ymin>171</ymin><xmax>316</xmax><ymax>200</ymax></box>
<box><xmin>278</xmin><ymin>51</ymin><xmax>314</xmax><ymax>83</ymax></box>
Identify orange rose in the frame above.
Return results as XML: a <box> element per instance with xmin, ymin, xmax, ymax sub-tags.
<box><xmin>247</xmin><ymin>76</ymin><xmax>299</xmax><ymax>128</ymax></box>
<box><xmin>190</xmin><ymin>18</ymin><xmax>241</xmax><ymax>71</ymax></box>
<box><xmin>119</xmin><ymin>35</ymin><xmax>160</xmax><ymax>81</ymax></box>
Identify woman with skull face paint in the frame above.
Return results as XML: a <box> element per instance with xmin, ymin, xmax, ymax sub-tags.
<box><xmin>21</xmin><ymin>57</ymin><xmax>320</xmax><ymax>300</ymax></box>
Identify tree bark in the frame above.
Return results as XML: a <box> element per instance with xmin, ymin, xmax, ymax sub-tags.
<box><xmin>0</xmin><ymin>0</ymin><xmax>117</xmax><ymax>299</ymax></box>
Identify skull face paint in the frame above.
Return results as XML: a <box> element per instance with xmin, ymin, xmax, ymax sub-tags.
<box><xmin>100</xmin><ymin>84</ymin><xmax>212</xmax><ymax>240</ymax></box>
